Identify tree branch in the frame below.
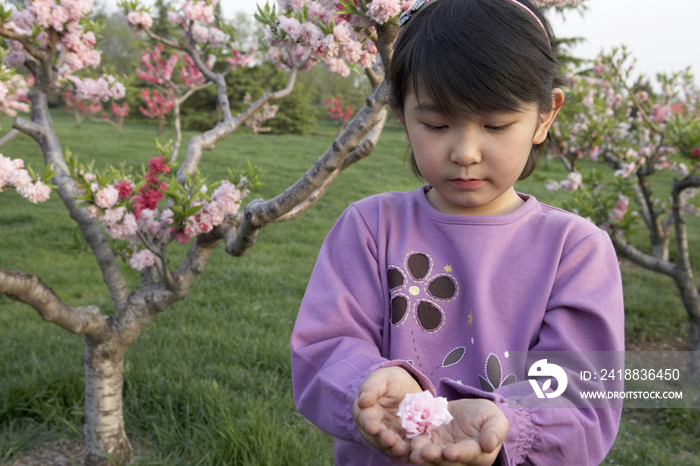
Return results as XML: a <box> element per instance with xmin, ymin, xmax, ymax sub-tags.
<box><xmin>225</xmin><ymin>81</ymin><xmax>389</xmax><ymax>256</ymax></box>
<box><xmin>0</xmin><ymin>128</ymin><xmax>22</xmax><ymax>148</ymax></box>
<box><xmin>142</xmin><ymin>27</ymin><xmax>186</xmax><ymax>51</ymax></box>
<box><xmin>610</xmin><ymin>231</ymin><xmax>677</xmax><ymax>278</ymax></box>
<box><xmin>273</xmin><ymin>108</ymin><xmax>388</xmax><ymax>223</ymax></box>
<box><xmin>0</xmin><ymin>269</ymin><xmax>107</xmax><ymax>336</ymax></box>
<box><xmin>177</xmin><ymin>65</ymin><xmax>298</xmax><ymax>182</ymax></box>
<box><xmin>15</xmin><ymin>89</ymin><xmax>130</xmax><ymax>311</ymax></box>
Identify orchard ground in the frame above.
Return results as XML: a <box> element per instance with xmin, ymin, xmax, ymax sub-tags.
<box><xmin>0</xmin><ymin>112</ymin><xmax>698</xmax><ymax>465</ymax></box>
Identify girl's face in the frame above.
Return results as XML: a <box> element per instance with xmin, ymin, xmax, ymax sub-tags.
<box><xmin>402</xmin><ymin>89</ymin><xmax>562</xmax><ymax>216</ymax></box>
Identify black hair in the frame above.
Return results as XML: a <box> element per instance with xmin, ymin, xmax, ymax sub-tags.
<box><xmin>388</xmin><ymin>0</ymin><xmax>563</xmax><ymax>180</ymax></box>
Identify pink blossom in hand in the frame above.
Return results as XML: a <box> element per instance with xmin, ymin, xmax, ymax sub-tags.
<box><xmin>397</xmin><ymin>390</ymin><xmax>453</xmax><ymax>439</ymax></box>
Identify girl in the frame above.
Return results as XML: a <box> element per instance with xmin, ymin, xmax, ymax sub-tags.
<box><xmin>291</xmin><ymin>0</ymin><xmax>624</xmax><ymax>465</ymax></box>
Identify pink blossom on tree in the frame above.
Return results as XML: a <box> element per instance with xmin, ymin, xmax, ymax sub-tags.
<box><xmin>139</xmin><ymin>89</ymin><xmax>175</xmax><ymax>135</ymax></box>
<box><xmin>242</xmin><ymin>93</ymin><xmax>278</xmax><ymax>134</ymax></box>
<box><xmin>0</xmin><ymin>154</ymin><xmax>53</xmax><ymax>203</ymax></box>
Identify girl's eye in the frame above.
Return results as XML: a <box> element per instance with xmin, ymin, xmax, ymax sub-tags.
<box><xmin>424</xmin><ymin>124</ymin><xmax>448</xmax><ymax>131</ymax></box>
<box><xmin>486</xmin><ymin>124</ymin><xmax>511</xmax><ymax>132</ymax></box>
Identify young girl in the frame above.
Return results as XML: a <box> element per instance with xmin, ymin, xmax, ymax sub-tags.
<box><xmin>291</xmin><ymin>0</ymin><xmax>624</xmax><ymax>464</ymax></box>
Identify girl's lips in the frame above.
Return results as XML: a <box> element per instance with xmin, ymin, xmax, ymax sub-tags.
<box><xmin>450</xmin><ymin>178</ymin><xmax>485</xmax><ymax>189</ymax></box>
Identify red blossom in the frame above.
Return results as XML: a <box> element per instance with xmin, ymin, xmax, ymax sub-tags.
<box><xmin>323</xmin><ymin>96</ymin><xmax>353</xmax><ymax>123</ymax></box>
<box><xmin>143</xmin><ymin>189</ymin><xmax>165</xmax><ymax>209</ymax></box>
<box><xmin>693</xmin><ymin>148</ymin><xmax>700</xmax><ymax>158</ymax></box>
<box><xmin>148</xmin><ymin>156</ymin><xmax>170</xmax><ymax>174</ymax></box>
<box><xmin>115</xmin><ymin>180</ymin><xmax>133</xmax><ymax>200</ymax></box>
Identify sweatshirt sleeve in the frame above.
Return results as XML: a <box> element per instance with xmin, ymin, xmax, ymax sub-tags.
<box><xmin>442</xmin><ymin>229</ymin><xmax>625</xmax><ymax>466</ymax></box>
<box><xmin>501</xmin><ymin>229</ymin><xmax>624</xmax><ymax>465</ymax></box>
<box><xmin>290</xmin><ymin>204</ymin><xmax>390</xmax><ymax>443</ymax></box>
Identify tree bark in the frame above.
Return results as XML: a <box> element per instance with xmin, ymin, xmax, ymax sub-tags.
<box><xmin>83</xmin><ymin>335</ymin><xmax>131</xmax><ymax>466</ymax></box>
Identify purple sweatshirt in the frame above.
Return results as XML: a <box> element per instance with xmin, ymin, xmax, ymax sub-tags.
<box><xmin>291</xmin><ymin>186</ymin><xmax>624</xmax><ymax>465</ymax></box>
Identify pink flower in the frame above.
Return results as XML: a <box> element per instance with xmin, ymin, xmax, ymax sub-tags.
<box><xmin>192</xmin><ymin>23</ymin><xmax>209</xmax><ymax>43</ymax></box>
<box><xmin>127</xmin><ymin>10</ymin><xmax>153</xmax><ymax>30</ymax></box>
<box><xmin>398</xmin><ymin>391</ymin><xmax>453</xmax><ymax>439</ymax></box>
<box><xmin>558</xmin><ymin>172</ymin><xmax>583</xmax><ymax>192</ymax></box>
<box><xmin>115</xmin><ymin>180</ymin><xmax>134</xmax><ymax>200</ymax></box>
<box><xmin>211</xmin><ymin>180</ymin><xmax>246</xmax><ymax>214</ymax></box>
<box><xmin>609</xmin><ymin>195</ymin><xmax>629</xmax><ymax>222</ymax></box>
<box><xmin>129</xmin><ymin>249</ymin><xmax>157</xmax><ymax>271</ymax></box>
<box><xmin>95</xmin><ymin>185</ymin><xmax>120</xmax><ymax>209</ymax></box>
<box><xmin>367</xmin><ymin>0</ymin><xmax>401</xmax><ymax>24</ymax></box>
<box><xmin>18</xmin><ymin>181</ymin><xmax>51</xmax><ymax>203</ymax></box>
<box><xmin>101</xmin><ymin>207</ymin><xmax>126</xmax><ymax>226</ymax></box>
<box><xmin>208</xmin><ymin>28</ymin><xmax>230</xmax><ymax>48</ymax></box>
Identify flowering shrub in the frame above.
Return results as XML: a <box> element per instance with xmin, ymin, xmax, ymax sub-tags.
<box><xmin>398</xmin><ymin>390</ymin><xmax>453</xmax><ymax>439</ymax></box>
<box><xmin>69</xmin><ymin>151</ymin><xmax>255</xmax><ymax>270</ymax></box>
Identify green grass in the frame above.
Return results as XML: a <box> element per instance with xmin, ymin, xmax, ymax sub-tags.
<box><xmin>1</xmin><ymin>113</ymin><xmax>698</xmax><ymax>465</ymax></box>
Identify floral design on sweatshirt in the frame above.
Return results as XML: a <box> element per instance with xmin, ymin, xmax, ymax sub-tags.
<box><xmin>478</xmin><ymin>353</ymin><xmax>516</xmax><ymax>392</ymax></box>
<box><xmin>387</xmin><ymin>252</ymin><xmax>459</xmax><ymax>334</ymax></box>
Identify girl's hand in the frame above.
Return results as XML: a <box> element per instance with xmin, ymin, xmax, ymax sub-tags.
<box><xmin>352</xmin><ymin>366</ymin><xmax>423</xmax><ymax>461</ymax></box>
<box><xmin>408</xmin><ymin>398</ymin><xmax>508</xmax><ymax>466</ymax></box>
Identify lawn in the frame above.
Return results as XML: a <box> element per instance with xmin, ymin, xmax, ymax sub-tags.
<box><xmin>0</xmin><ymin>112</ymin><xmax>698</xmax><ymax>465</ymax></box>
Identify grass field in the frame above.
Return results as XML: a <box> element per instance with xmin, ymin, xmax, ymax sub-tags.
<box><xmin>0</xmin><ymin>112</ymin><xmax>698</xmax><ymax>465</ymax></box>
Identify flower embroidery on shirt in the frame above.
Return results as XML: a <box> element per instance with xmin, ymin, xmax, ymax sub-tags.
<box><xmin>388</xmin><ymin>252</ymin><xmax>459</xmax><ymax>334</ymax></box>
<box><xmin>479</xmin><ymin>353</ymin><xmax>516</xmax><ymax>392</ymax></box>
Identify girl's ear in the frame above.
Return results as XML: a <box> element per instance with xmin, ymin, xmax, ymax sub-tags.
<box><xmin>533</xmin><ymin>88</ymin><xmax>565</xmax><ymax>144</ymax></box>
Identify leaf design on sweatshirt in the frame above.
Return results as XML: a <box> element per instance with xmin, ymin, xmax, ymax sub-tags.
<box><xmin>478</xmin><ymin>353</ymin><xmax>516</xmax><ymax>393</ymax></box>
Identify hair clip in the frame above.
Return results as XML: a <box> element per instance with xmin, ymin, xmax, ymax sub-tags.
<box><xmin>398</xmin><ymin>0</ymin><xmax>432</xmax><ymax>27</ymax></box>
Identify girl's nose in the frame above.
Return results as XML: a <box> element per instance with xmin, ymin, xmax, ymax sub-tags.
<box><xmin>449</xmin><ymin>131</ymin><xmax>481</xmax><ymax>166</ymax></box>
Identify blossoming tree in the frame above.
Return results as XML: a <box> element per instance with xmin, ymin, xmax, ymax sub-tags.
<box><xmin>546</xmin><ymin>47</ymin><xmax>700</xmax><ymax>370</ymax></box>
<box><xmin>324</xmin><ymin>94</ymin><xmax>354</xmax><ymax>136</ymax></box>
<box><xmin>0</xmin><ymin>0</ymin><xmax>585</xmax><ymax>464</ymax></box>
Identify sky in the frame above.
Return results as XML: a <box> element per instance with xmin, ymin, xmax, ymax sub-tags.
<box><xmin>100</xmin><ymin>0</ymin><xmax>699</xmax><ymax>82</ymax></box>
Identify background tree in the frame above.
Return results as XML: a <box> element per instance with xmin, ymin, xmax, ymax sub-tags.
<box><xmin>546</xmin><ymin>48</ymin><xmax>700</xmax><ymax>374</ymax></box>
<box><xmin>0</xmin><ymin>0</ymin><xmax>390</xmax><ymax>462</ymax></box>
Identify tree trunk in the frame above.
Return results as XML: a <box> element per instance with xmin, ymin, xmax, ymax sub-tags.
<box><xmin>157</xmin><ymin>116</ymin><xmax>165</xmax><ymax>136</ymax></box>
<box><xmin>83</xmin><ymin>334</ymin><xmax>132</xmax><ymax>466</ymax></box>
<box><xmin>651</xmin><ymin>239</ymin><xmax>669</xmax><ymax>262</ymax></box>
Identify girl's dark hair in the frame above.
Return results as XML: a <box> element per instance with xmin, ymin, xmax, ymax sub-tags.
<box><xmin>389</xmin><ymin>0</ymin><xmax>562</xmax><ymax>180</ymax></box>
